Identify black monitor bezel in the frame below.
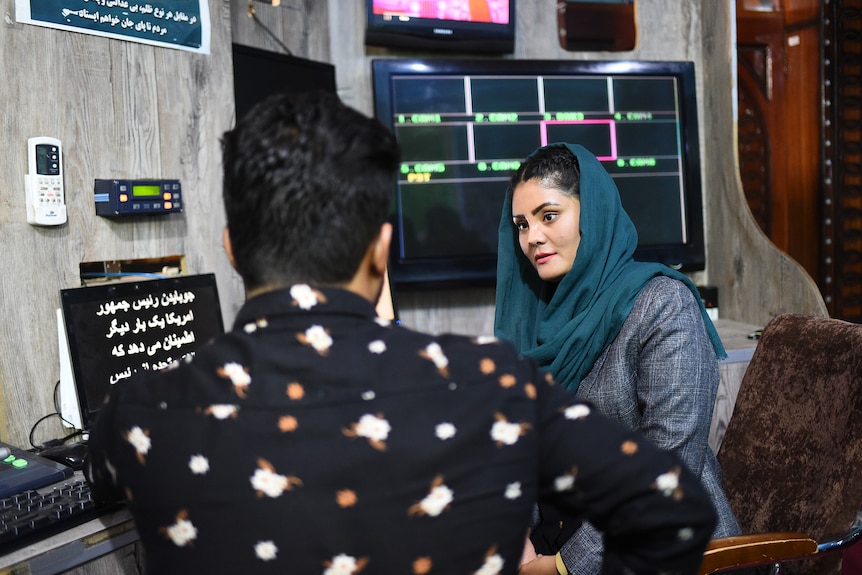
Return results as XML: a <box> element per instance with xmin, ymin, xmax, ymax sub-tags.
<box><xmin>371</xmin><ymin>58</ymin><xmax>706</xmax><ymax>289</ymax></box>
<box><xmin>60</xmin><ymin>273</ymin><xmax>224</xmax><ymax>430</ymax></box>
<box><xmin>231</xmin><ymin>43</ymin><xmax>337</xmax><ymax>124</ymax></box>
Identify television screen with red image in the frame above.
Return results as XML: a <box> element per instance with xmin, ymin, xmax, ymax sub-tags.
<box><xmin>365</xmin><ymin>0</ymin><xmax>515</xmax><ymax>53</ymax></box>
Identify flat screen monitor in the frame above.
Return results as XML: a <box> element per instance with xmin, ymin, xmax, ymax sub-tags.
<box><xmin>371</xmin><ymin>58</ymin><xmax>706</xmax><ymax>288</ymax></box>
<box><xmin>232</xmin><ymin>43</ymin><xmax>337</xmax><ymax>124</ymax></box>
<box><xmin>59</xmin><ymin>274</ymin><xmax>225</xmax><ymax>431</ymax></box>
<box><xmin>365</xmin><ymin>0</ymin><xmax>515</xmax><ymax>53</ymax></box>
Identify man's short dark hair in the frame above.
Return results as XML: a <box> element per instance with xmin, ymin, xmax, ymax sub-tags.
<box><xmin>221</xmin><ymin>91</ymin><xmax>400</xmax><ymax>289</ymax></box>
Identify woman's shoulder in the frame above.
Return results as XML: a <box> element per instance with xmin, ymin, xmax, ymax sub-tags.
<box><xmin>624</xmin><ymin>275</ymin><xmax>704</xmax><ymax>334</ymax></box>
<box><xmin>635</xmin><ymin>275</ymin><xmax>699</xmax><ymax>309</ymax></box>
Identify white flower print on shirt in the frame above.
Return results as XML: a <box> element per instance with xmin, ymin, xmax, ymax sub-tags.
<box><xmin>298</xmin><ymin>325</ymin><xmax>333</xmax><ymax>355</ymax></box>
<box><xmin>490</xmin><ymin>413</ymin><xmax>531</xmax><ymax>446</ymax></box>
<box><xmin>255</xmin><ymin>540</ymin><xmax>278</xmax><ymax>561</ymax></box>
<box><xmin>368</xmin><ymin>339</ymin><xmax>386</xmax><ymax>354</ymax></box>
<box><xmin>188</xmin><ymin>454</ymin><xmax>209</xmax><ymax>475</ymax></box>
<box><xmin>290</xmin><ymin>284</ymin><xmax>326</xmax><ymax>310</ymax></box>
<box><xmin>217</xmin><ymin>362</ymin><xmax>251</xmax><ymax>398</ymax></box>
<box><xmin>203</xmin><ymin>404</ymin><xmax>239</xmax><ymax>420</ymax></box>
<box><xmin>343</xmin><ymin>413</ymin><xmax>391</xmax><ymax>451</ymax></box>
<box><xmin>504</xmin><ymin>481</ymin><xmax>522</xmax><ymax>500</ymax></box>
<box><xmin>160</xmin><ymin>510</ymin><xmax>197</xmax><ymax>547</ymax></box>
<box><xmin>654</xmin><ymin>467</ymin><xmax>684</xmax><ymax>500</ymax></box>
<box><xmin>564</xmin><ymin>404</ymin><xmax>591</xmax><ymax>420</ymax></box>
<box><xmin>419</xmin><ymin>342</ymin><xmax>449</xmax><ymax>377</ymax></box>
<box><xmin>554</xmin><ymin>468</ymin><xmax>578</xmax><ymax>492</ymax></box>
<box><xmin>408</xmin><ymin>475</ymin><xmax>453</xmax><ymax>517</ymax></box>
<box><xmin>374</xmin><ymin>317</ymin><xmax>391</xmax><ymax>327</ymax></box>
<box><xmin>124</xmin><ymin>426</ymin><xmax>151</xmax><ymax>465</ymax></box>
<box><xmin>250</xmin><ymin>458</ymin><xmax>302</xmax><ymax>498</ymax></box>
<box><xmin>323</xmin><ymin>553</ymin><xmax>368</xmax><ymax>575</ymax></box>
<box><xmin>474</xmin><ymin>547</ymin><xmax>505</xmax><ymax>575</ymax></box>
<box><xmin>435</xmin><ymin>422</ymin><xmax>456</xmax><ymax>440</ymax></box>
<box><xmin>474</xmin><ymin>335</ymin><xmax>497</xmax><ymax>345</ymax></box>
<box><xmin>678</xmin><ymin>527</ymin><xmax>694</xmax><ymax>541</ymax></box>
<box><xmin>243</xmin><ymin>317</ymin><xmax>269</xmax><ymax>334</ymax></box>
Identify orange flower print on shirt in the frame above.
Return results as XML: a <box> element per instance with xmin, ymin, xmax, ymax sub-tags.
<box><xmin>278</xmin><ymin>415</ymin><xmax>299</xmax><ymax>432</ymax></box>
<box><xmin>286</xmin><ymin>382</ymin><xmax>305</xmax><ymax>400</ymax></box>
<box><xmin>498</xmin><ymin>373</ymin><xmax>516</xmax><ymax>388</ymax></box>
<box><xmin>621</xmin><ymin>440</ymin><xmax>639</xmax><ymax>455</ymax></box>
<box><xmin>479</xmin><ymin>357</ymin><xmax>495</xmax><ymax>374</ymax></box>
<box><xmin>413</xmin><ymin>556</ymin><xmax>433</xmax><ymax>574</ymax></box>
<box><xmin>250</xmin><ymin>458</ymin><xmax>302</xmax><ymax>498</ymax></box>
<box><xmin>408</xmin><ymin>475</ymin><xmax>453</xmax><ymax>517</ymax></box>
<box><xmin>336</xmin><ymin>489</ymin><xmax>358</xmax><ymax>508</ymax></box>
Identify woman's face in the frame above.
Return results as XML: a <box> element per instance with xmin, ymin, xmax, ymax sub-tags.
<box><xmin>511</xmin><ymin>179</ymin><xmax>581</xmax><ymax>282</ymax></box>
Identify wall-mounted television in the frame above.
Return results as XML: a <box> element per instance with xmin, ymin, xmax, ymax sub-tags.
<box><xmin>365</xmin><ymin>0</ymin><xmax>515</xmax><ymax>53</ymax></box>
<box><xmin>371</xmin><ymin>58</ymin><xmax>706</xmax><ymax>288</ymax></box>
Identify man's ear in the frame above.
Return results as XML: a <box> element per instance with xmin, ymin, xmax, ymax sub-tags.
<box><xmin>223</xmin><ymin>227</ymin><xmax>237</xmax><ymax>271</ymax></box>
<box><xmin>372</xmin><ymin>223</ymin><xmax>393</xmax><ymax>277</ymax></box>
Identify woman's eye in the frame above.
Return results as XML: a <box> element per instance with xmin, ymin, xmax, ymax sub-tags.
<box><xmin>543</xmin><ymin>212</ymin><xmax>558</xmax><ymax>223</ymax></box>
<box><xmin>513</xmin><ymin>220</ymin><xmax>528</xmax><ymax>231</ymax></box>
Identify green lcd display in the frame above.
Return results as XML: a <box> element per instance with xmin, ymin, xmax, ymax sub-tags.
<box><xmin>132</xmin><ymin>184</ymin><xmax>162</xmax><ymax>197</ymax></box>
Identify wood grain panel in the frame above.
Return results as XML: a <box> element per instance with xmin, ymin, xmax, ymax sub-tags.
<box><xmin>0</xmin><ymin>0</ymin><xmax>237</xmax><ymax>457</ymax></box>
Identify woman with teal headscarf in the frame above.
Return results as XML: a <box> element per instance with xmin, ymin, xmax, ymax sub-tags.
<box><xmin>495</xmin><ymin>144</ymin><xmax>740</xmax><ymax>575</ymax></box>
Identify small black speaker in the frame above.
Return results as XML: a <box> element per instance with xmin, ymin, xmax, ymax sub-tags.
<box><xmin>557</xmin><ymin>1</ymin><xmax>638</xmax><ymax>52</ymax></box>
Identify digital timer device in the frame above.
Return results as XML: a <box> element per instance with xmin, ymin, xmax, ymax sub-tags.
<box><xmin>94</xmin><ymin>179</ymin><xmax>182</xmax><ymax>217</ymax></box>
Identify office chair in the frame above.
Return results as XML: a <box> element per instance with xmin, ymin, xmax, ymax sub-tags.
<box><xmin>699</xmin><ymin>314</ymin><xmax>862</xmax><ymax>575</ymax></box>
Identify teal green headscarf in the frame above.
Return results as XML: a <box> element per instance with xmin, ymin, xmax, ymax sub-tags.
<box><xmin>494</xmin><ymin>143</ymin><xmax>725</xmax><ymax>393</ymax></box>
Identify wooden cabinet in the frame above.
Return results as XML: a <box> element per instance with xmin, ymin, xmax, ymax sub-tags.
<box><xmin>735</xmin><ymin>0</ymin><xmax>822</xmax><ymax>285</ymax></box>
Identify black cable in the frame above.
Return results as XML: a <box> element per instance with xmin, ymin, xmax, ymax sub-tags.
<box><xmin>26</xmin><ymin>380</ymin><xmax>84</xmax><ymax>451</ymax></box>
<box><xmin>246</xmin><ymin>1</ymin><xmax>294</xmax><ymax>56</ymax></box>
<box><xmin>250</xmin><ymin>10</ymin><xmax>293</xmax><ymax>56</ymax></box>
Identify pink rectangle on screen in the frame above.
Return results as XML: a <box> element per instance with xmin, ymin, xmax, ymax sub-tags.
<box><xmin>539</xmin><ymin>119</ymin><xmax>617</xmax><ymax>161</ymax></box>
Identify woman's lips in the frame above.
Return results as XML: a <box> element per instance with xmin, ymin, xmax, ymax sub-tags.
<box><xmin>535</xmin><ymin>252</ymin><xmax>554</xmax><ymax>265</ymax></box>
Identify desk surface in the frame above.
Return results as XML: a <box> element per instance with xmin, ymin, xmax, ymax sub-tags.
<box><xmin>714</xmin><ymin>318</ymin><xmax>762</xmax><ymax>363</ymax></box>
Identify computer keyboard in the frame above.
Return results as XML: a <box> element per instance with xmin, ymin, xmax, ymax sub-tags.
<box><xmin>0</xmin><ymin>474</ymin><xmax>114</xmax><ymax>553</ymax></box>
<box><xmin>0</xmin><ymin>440</ymin><xmax>119</xmax><ymax>554</ymax></box>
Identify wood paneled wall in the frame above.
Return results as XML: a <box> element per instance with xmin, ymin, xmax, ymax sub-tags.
<box><xmin>0</xmin><ymin>0</ymin><xmax>826</xmax><ymax>458</ymax></box>
<box><xmin>0</xmin><ymin>0</ymin><xmax>240</xmax><ymax>447</ymax></box>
